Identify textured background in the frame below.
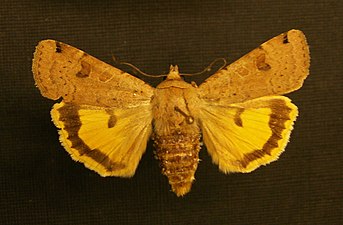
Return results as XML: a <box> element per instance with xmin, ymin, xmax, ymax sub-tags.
<box><xmin>1</xmin><ymin>0</ymin><xmax>342</xmax><ymax>224</ymax></box>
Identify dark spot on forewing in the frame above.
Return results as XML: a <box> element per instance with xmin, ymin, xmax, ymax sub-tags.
<box><xmin>57</xmin><ymin>103</ymin><xmax>125</xmax><ymax>172</ymax></box>
<box><xmin>76</xmin><ymin>61</ymin><xmax>91</xmax><ymax>78</ymax></box>
<box><xmin>256</xmin><ymin>54</ymin><xmax>271</xmax><ymax>71</ymax></box>
<box><xmin>55</xmin><ymin>41</ymin><xmax>62</xmax><ymax>53</ymax></box>
<box><xmin>283</xmin><ymin>33</ymin><xmax>289</xmax><ymax>44</ymax></box>
<box><xmin>240</xmin><ymin>99</ymin><xmax>293</xmax><ymax>168</ymax></box>
<box><xmin>257</xmin><ymin>63</ymin><xmax>271</xmax><ymax>71</ymax></box>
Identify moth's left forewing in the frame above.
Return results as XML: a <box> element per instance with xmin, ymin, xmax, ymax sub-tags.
<box><xmin>198</xmin><ymin>96</ymin><xmax>298</xmax><ymax>173</ymax></box>
<box><xmin>33</xmin><ymin>40</ymin><xmax>154</xmax><ymax>107</ymax></box>
<box><xmin>198</xmin><ymin>29</ymin><xmax>310</xmax><ymax>105</ymax></box>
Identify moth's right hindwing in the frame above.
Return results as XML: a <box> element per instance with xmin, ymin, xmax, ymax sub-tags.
<box><xmin>198</xmin><ymin>96</ymin><xmax>298</xmax><ymax>173</ymax></box>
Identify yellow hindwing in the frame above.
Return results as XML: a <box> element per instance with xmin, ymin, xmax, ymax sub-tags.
<box><xmin>51</xmin><ymin>102</ymin><xmax>153</xmax><ymax>177</ymax></box>
<box><xmin>199</xmin><ymin>96</ymin><xmax>298</xmax><ymax>173</ymax></box>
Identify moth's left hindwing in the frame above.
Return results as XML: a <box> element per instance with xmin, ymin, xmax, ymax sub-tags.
<box><xmin>51</xmin><ymin>102</ymin><xmax>153</xmax><ymax>177</ymax></box>
<box><xmin>33</xmin><ymin>40</ymin><xmax>155</xmax><ymax>177</ymax></box>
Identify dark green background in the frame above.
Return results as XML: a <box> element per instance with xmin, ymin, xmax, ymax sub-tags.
<box><xmin>1</xmin><ymin>0</ymin><xmax>341</xmax><ymax>224</ymax></box>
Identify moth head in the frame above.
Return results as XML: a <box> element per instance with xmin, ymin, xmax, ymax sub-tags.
<box><xmin>166</xmin><ymin>65</ymin><xmax>181</xmax><ymax>80</ymax></box>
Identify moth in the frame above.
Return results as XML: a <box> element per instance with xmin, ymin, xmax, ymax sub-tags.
<box><xmin>32</xmin><ymin>29</ymin><xmax>310</xmax><ymax>196</ymax></box>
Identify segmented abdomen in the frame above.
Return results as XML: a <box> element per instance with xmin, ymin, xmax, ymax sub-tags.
<box><xmin>154</xmin><ymin>133</ymin><xmax>201</xmax><ymax>196</ymax></box>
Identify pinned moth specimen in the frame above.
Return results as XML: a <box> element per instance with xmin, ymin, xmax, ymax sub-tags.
<box><xmin>32</xmin><ymin>29</ymin><xmax>310</xmax><ymax>196</ymax></box>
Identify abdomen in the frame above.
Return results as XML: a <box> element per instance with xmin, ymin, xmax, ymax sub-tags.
<box><xmin>153</xmin><ymin>131</ymin><xmax>200</xmax><ymax>196</ymax></box>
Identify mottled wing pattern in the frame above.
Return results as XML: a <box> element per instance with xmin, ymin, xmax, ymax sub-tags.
<box><xmin>197</xmin><ymin>29</ymin><xmax>309</xmax><ymax>173</ymax></box>
<box><xmin>33</xmin><ymin>40</ymin><xmax>155</xmax><ymax>177</ymax></box>
<box><xmin>198</xmin><ymin>29</ymin><xmax>310</xmax><ymax>105</ymax></box>
<box><xmin>32</xmin><ymin>40</ymin><xmax>154</xmax><ymax>107</ymax></box>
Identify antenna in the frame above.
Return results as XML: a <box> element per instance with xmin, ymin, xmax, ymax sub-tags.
<box><xmin>112</xmin><ymin>56</ymin><xmax>228</xmax><ymax>78</ymax></box>
<box><xmin>181</xmin><ymin>58</ymin><xmax>228</xmax><ymax>76</ymax></box>
<box><xmin>112</xmin><ymin>55</ymin><xmax>168</xmax><ymax>78</ymax></box>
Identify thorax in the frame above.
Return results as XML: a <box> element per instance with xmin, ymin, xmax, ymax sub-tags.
<box><xmin>152</xmin><ymin>78</ymin><xmax>200</xmax><ymax>136</ymax></box>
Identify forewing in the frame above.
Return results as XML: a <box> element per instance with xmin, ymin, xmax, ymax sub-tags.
<box><xmin>51</xmin><ymin>102</ymin><xmax>153</xmax><ymax>177</ymax></box>
<box><xmin>32</xmin><ymin>40</ymin><xmax>154</xmax><ymax>107</ymax></box>
<box><xmin>198</xmin><ymin>29</ymin><xmax>310</xmax><ymax>104</ymax></box>
<box><xmin>198</xmin><ymin>96</ymin><xmax>298</xmax><ymax>173</ymax></box>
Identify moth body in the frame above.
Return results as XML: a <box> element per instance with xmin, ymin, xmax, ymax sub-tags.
<box><xmin>152</xmin><ymin>66</ymin><xmax>201</xmax><ymax>196</ymax></box>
